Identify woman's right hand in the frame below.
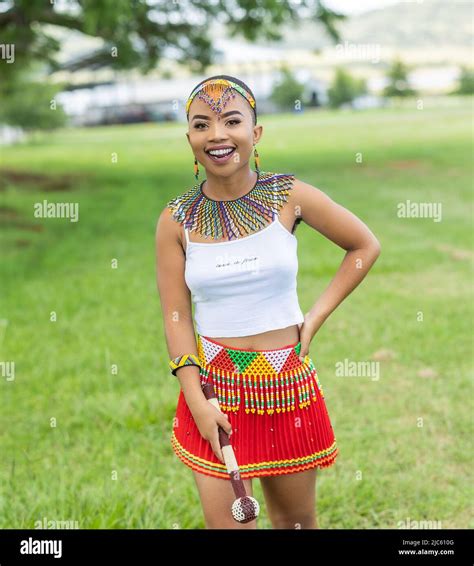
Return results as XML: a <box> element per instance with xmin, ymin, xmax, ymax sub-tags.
<box><xmin>189</xmin><ymin>400</ymin><xmax>233</xmax><ymax>464</ymax></box>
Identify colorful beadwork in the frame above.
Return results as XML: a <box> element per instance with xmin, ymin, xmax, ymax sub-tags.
<box><xmin>169</xmin><ymin>353</ymin><xmax>201</xmax><ymax>377</ymax></box>
<box><xmin>171</xmin><ymin>334</ymin><xmax>339</xmax><ymax>480</ymax></box>
<box><xmin>171</xmin><ymin>433</ymin><xmax>338</xmax><ymax>479</ymax></box>
<box><xmin>166</xmin><ymin>171</ymin><xmax>295</xmax><ymax>241</ymax></box>
<box><xmin>185</xmin><ymin>78</ymin><xmax>256</xmax><ymax>118</ymax></box>
<box><xmin>197</xmin><ymin>335</ymin><xmax>322</xmax><ymax>415</ymax></box>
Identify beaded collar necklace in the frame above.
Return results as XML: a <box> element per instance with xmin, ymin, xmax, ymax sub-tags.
<box><xmin>167</xmin><ymin>171</ymin><xmax>296</xmax><ymax>241</ymax></box>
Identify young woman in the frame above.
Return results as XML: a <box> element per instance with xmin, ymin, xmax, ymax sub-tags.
<box><xmin>156</xmin><ymin>75</ymin><xmax>381</xmax><ymax>529</ymax></box>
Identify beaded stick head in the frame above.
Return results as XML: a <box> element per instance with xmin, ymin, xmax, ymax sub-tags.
<box><xmin>185</xmin><ymin>75</ymin><xmax>257</xmax><ymax>124</ymax></box>
<box><xmin>232</xmin><ymin>496</ymin><xmax>260</xmax><ymax>523</ymax></box>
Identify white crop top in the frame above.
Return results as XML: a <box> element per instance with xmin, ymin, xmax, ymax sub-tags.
<box><xmin>183</xmin><ymin>212</ymin><xmax>305</xmax><ymax>337</ymax></box>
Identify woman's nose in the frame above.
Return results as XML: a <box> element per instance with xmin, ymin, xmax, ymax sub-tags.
<box><xmin>208</xmin><ymin>119</ymin><xmax>227</xmax><ymax>140</ymax></box>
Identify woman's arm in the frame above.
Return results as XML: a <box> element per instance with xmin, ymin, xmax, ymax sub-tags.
<box><xmin>155</xmin><ymin>207</ymin><xmax>207</xmax><ymax>411</ymax></box>
<box><xmin>293</xmin><ymin>180</ymin><xmax>381</xmax><ymax>357</ymax></box>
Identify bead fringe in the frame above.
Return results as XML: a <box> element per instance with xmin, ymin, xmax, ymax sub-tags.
<box><xmin>200</xmin><ymin>358</ymin><xmax>324</xmax><ymax>415</ymax></box>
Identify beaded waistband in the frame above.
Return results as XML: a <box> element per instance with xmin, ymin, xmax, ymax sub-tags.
<box><xmin>197</xmin><ymin>334</ymin><xmax>305</xmax><ymax>373</ymax></box>
<box><xmin>197</xmin><ymin>335</ymin><xmax>324</xmax><ymax>414</ymax></box>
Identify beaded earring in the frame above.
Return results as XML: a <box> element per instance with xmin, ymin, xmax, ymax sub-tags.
<box><xmin>253</xmin><ymin>145</ymin><xmax>260</xmax><ymax>173</ymax></box>
<box><xmin>194</xmin><ymin>157</ymin><xmax>199</xmax><ymax>181</ymax></box>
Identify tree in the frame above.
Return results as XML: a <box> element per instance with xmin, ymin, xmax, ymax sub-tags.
<box><xmin>0</xmin><ymin>1</ymin><xmax>345</xmax><ymax>132</ymax></box>
<box><xmin>0</xmin><ymin>73</ymin><xmax>68</xmax><ymax>131</ymax></box>
<box><xmin>383</xmin><ymin>59</ymin><xmax>416</xmax><ymax>97</ymax></box>
<box><xmin>0</xmin><ymin>1</ymin><xmax>345</xmax><ymax>76</ymax></box>
<box><xmin>327</xmin><ymin>67</ymin><xmax>367</xmax><ymax>109</ymax></box>
<box><xmin>270</xmin><ymin>67</ymin><xmax>305</xmax><ymax>112</ymax></box>
<box><xmin>452</xmin><ymin>66</ymin><xmax>474</xmax><ymax>95</ymax></box>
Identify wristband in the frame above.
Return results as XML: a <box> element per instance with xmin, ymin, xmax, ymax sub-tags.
<box><xmin>169</xmin><ymin>353</ymin><xmax>201</xmax><ymax>377</ymax></box>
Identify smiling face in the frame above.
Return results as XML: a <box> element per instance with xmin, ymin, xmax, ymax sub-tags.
<box><xmin>186</xmin><ymin>90</ymin><xmax>263</xmax><ymax>178</ymax></box>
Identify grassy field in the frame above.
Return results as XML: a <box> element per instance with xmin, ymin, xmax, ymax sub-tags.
<box><xmin>0</xmin><ymin>99</ymin><xmax>472</xmax><ymax>529</ymax></box>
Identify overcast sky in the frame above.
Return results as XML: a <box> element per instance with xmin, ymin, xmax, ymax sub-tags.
<box><xmin>322</xmin><ymin>0</ymin><xmax>406</xmax><ymax>15</ymax></box>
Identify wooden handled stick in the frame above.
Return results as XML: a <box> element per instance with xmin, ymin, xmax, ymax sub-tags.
<box><xmin>202</xmin><ymin>381</ymin><xmax>260</xmax><ymax>523</ymax></box>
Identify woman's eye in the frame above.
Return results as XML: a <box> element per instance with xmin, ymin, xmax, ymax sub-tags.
<box><xmin>194</xmin><ymin>119</ymin><xmax>241</xmax><ymax>130</ymax></box>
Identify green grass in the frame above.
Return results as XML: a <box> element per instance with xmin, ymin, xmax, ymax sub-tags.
<box><xmin>0</xmin><ymin>99</ymin><xmax>472</xmax><ymax>529</ymax></box>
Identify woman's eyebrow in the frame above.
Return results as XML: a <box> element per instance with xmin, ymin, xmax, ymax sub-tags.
<box><xmin>191</xmin><ymin>110</ymin><xmax>244</xmax><ymax>122</ymax></box>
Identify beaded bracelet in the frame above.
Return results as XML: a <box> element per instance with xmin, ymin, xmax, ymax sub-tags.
<box><xmin>169</xmin><ymin>353</ymin><xmax>201</xmax><ymax>377</ymax></box>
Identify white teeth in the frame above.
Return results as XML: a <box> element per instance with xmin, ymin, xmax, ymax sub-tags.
<box><xmin>208</xmin><ymin>148</ymin><xmax>234</xmax><ymax>156</ymax></box>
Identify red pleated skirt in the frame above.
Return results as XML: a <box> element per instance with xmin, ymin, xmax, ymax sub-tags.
<box><xmin>171</xmin><ymin>335</ymin><xmax>338</xmax><ymax>480</ymax></box>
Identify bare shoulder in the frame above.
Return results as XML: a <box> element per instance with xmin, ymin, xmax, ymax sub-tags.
<box><xmin>281</xmin><ymin>176</ymin><xmax>332</xmax><ymax>231</ymax></box>
<box><xmin>292</xmin><ymin>176</ymin><xmax>339</xmax><ymax>216</ymax></box>
<box><xmin>291</xmin><ymin>177</ymin><xmax>330</xmax><ymax>206</ymax></box>
<box><xmin>155</xmin><ymin>204</ymin><xmax>183</xmax><ymax>249</ymax></box>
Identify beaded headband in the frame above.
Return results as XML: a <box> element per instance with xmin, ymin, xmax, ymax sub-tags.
<box><xmin>185</xmin><ymin>78</ymin><xmax>257</xmax><ymax>122</ymax></box>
